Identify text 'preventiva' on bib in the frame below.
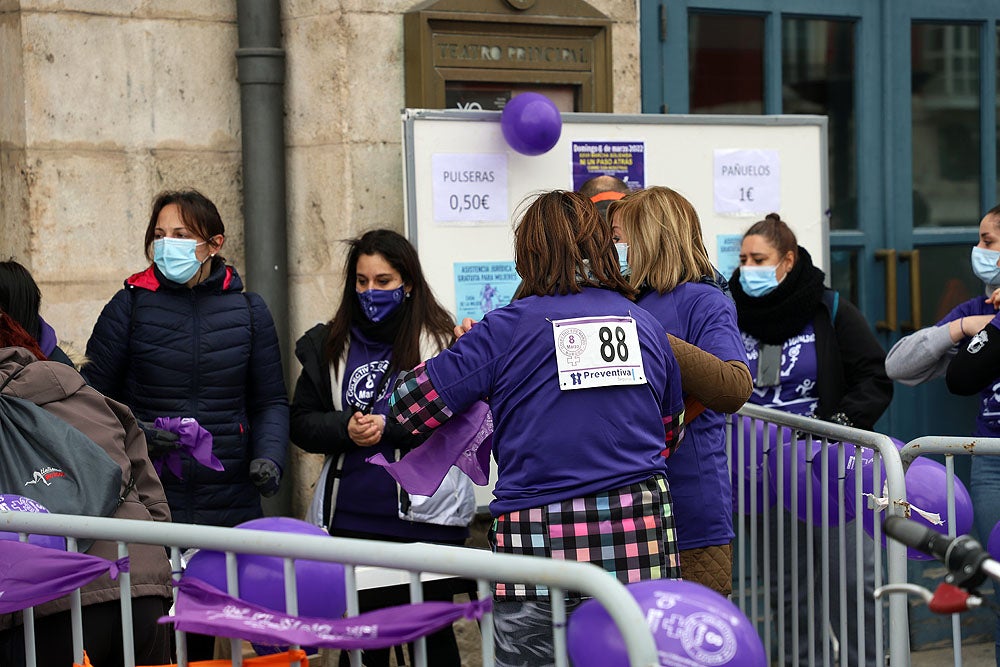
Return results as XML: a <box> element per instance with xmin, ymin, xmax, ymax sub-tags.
<box><xmin>551</xmin><ymin>316</ymin><xmax>646</xmax><ymax>391</ymax></box>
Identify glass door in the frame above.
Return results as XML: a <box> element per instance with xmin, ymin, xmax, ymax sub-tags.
<box><xmin>642</xmin><ymin>0</ymin><xmax>1000</xmax><ymax>440</ymax></box>
<box><xmin>885</xmin><ymin>2</ymin><xmax>1000</xmax><ymax>440</ymax></box>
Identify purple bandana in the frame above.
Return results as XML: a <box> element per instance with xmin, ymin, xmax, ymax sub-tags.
<box><xmin>0</xmin><ymin>540</ymin><xmax>128</xmax><ymax>613</ymax></box>
<box><xmin>367</xmin><ymin>400</ymin><xmax>493</xmax><ymax>495</ymax></box>
<box><xmin>163</xmin><ymin>578</ymin><xmax>491</xmax><ymax>649</ymax></box>
<box><xmin>152</xmin><ymin>417</ymin><xmax>224</xmax><ymax>479</ymax></box>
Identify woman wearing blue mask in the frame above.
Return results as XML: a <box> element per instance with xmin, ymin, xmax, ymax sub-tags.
<box><xmin>290</xmin><ymin>229</ymin><xmax>472</xmax><ymax>667</ymax></box>
<box><xmin>887</xmin><ymin>204</ymin><xmax>1000</xmax><ymax>665</ymax></box>
<box><xmin>83</xmin><ymin>189</ymin><xmax>290</xmax><ymax>658</ymax></box>
<box><xmin>731</xmin><ymin>213</ymin><xmax>892</xmax><ymax>667</ymax></box>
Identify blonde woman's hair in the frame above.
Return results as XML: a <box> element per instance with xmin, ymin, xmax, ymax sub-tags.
<box><xmin>607</xmin><ymin>186</ymin><xmax>714</xmax><ymax>293</ymax></box>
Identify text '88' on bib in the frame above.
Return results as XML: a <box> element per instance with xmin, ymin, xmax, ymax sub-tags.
<box><xmin>551</xmin><ymin>316</ymin><xmax>647</xmax><ymax>391</ymax></box>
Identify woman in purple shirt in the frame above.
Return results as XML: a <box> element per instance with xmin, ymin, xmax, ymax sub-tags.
<box><xmin>608</xmin><ymin>186</ymin><xmax>752</xmax><ymax>596</ymax></box>
<box><xmin>390</xmin><ymin>190</ymin><xmax>685</xmax><ymax>667</ymax></box>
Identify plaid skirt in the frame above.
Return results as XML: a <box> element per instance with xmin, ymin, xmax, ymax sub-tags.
<box><xmin>490</xmin><ymin>474</ymin><xmax>681</xmax><ymax>601</ymax></box>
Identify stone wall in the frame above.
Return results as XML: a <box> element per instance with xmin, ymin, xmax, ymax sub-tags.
<box><xmin>0</xmin><ymin>0</ymin><xmax>640</xmax><ymax>516</ymax></box>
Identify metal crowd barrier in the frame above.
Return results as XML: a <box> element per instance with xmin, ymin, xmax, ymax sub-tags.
<box><xmin>729</xmin><ymin>404</ymin><xmax>910</xmax><ymax>667</ymax></box>
<box><xmin>0</xmin><ymin>512</ymin><xmax>659</xmax><ymax>667</ymax></box>
<box><xmin>896</xmin><ymin>435</ymin><xmax>1000</xmax><ymax>667</ymax></box>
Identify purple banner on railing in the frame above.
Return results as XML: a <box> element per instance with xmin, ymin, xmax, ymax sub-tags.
<box><xmin>0</xmin><ymin>540</ymin><xmax>127</xmax><ymax>613</ymax></box>
<box><xmin>163</xmin><ymin>578</ymin><xmax>491</xmax><ymax>649</ymax></box>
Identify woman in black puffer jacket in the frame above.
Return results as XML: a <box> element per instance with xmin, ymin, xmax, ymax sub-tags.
<box><xmin>83</xmin><ymin>189</ymin><xmax>289</xmax><ymax>529</ymax></box>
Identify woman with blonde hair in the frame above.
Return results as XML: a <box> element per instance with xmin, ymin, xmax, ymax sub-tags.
<box><xmin>390</xmin><ymin>190</ymin><xmax>685</xmax><ymax>667</ymax></box>
<box><xmin>608</xmin><ymin>185</ymin><xmax>752</xmax><ymax>594</ymax></box>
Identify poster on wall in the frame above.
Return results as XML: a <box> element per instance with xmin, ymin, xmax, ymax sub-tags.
<box><xmin>453</xmin><ymin>261</ymin><xmax>520</xmax><ymax>323</ymax></box>
<box><xmin>432</xmin><ymin>153</ymin><xmax>509</xmax><ymax>225</ymax></box>
<box><xmin>713</xmin><ymin>148</ymin><xmax>780</xmax><ymax>215</ymax></box>
<box><xmin>571</xmin><ymin>141</ymin><xmax>645</xmax><ymax>192</ymax></box>
<box><xmin>716</xmin><ymin>233</ymin><xmax>743</xmax><ymax>285</ymax></box>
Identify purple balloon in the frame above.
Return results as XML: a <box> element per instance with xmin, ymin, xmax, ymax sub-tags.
<box><xmin>862</xmin><ymin>457</ymin><xmax>974</xmax><ymax>560</ymax></box>
<box><xmin>183</xmin><ymin>517</ymin><xmax>346</xmax><ymax>618</ymax></box>
<box><xmin>567</xmin><ymin>579</ymin><xmax>765</xmax><ymax>667</ymax></box>
<box><xmin>500</xmin><ymin>93</ymin><xmax>562</xmax><ymax>156</ymax></box>
<box><xmin>988</xmin><ymin>521</ymin><xmax>1000</xmax><ymax>560</ymax></box>
<box><xmin>731</xmin><ymin>417</ymin><xmax>783</xmax><ymax>514</ymax></box>
<box><xmin>0</xmin><ymin>494</ymin><xmax>66</xmax><ymax>550</ymax></box>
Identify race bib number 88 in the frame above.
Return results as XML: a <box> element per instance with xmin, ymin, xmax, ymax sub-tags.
<box><xmin>551</xmin><ymin>316</ymin><xmax>647</xmax><ymax>391</ymax></box>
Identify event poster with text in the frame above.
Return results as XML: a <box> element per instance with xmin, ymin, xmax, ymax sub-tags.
<box><xmin>571</xmin><ymin>141</ymin><xmax>645</xmax><ymax>192</ymax></box>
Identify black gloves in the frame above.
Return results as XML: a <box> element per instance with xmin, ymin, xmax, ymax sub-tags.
<box><xmin>137</xmin><ymin>420</ymin><xmax>181</xmax><ymax>458</ymax></box>
<box><xmin>250</xmin><ymin>458</ymin><xmax>282</xmax><ymax>497</ymax></box>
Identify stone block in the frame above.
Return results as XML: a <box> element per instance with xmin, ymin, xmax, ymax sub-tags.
<box><xmin>18</xmin><ymin>1</ymin><xmax>233</xmax><ymax>21</ymax></box>
<box><xmin>0</xmin><ymin>12</ymin><xmax>26</xmax><ymax>144</ymax></box>
<box><xmin>344</xmin><ymin>140</ymin><xmax>405</xmax><ymax>233</ymax></box>
<box><xmin>21</xmin><ymin>11</ymin><xmax>239</xmax><ymax>148</ymax></box>
<box><xmin>286</xmin><ymin>143</ymin><xmax>349</xmax><ymax>277</ymax></box>
<box><xmin>283</xmin><ymin>11</ymin><xmax>347</xmax><ymax>146</ymax></box>
<box><xmin>341</xmin><ymin>12</ymin><xmax>404</xmax><ymax>144</ymax></box>
<box><xmin>612</xmin><ymin>21</ymin><xmax>640</xmax><ymax>113</ymax></box>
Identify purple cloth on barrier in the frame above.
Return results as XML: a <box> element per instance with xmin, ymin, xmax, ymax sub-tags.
<box><xmin>367</xmin><ymin>400</ymin><xmax>493</xmax><ymax>496</ymax></box>
<box><xmin>162</xmin><ymin>577</ymin><xmax>491</xmax><ymax>650</ymax></box>
<box><xmin>0</xmin><ymin>540</ymin><xmax>128</xmax><ymax>613</ymax></box>
<box><xmin>152</xmin><ymin>416</ymin><xmax>223</xmax><ymax>479</ymax></box>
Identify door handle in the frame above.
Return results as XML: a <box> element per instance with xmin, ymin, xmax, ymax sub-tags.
<box><xmin>875</xmin><ymin>249</ymin><xmax>897</xmax><ymax>332</ymax></box>
<box><xmin>899</xmin><ymin>249</ymin><xmax>921</xmax><ymax>332</ymax></box>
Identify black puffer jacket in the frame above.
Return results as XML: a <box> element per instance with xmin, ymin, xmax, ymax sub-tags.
<box><xmin>82</xmin><ymin>259</ymin><xmax>289</xmax><ymax>527</ymax></box>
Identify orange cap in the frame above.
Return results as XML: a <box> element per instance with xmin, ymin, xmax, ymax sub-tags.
<box><xmin>590</xmin><ymin>191</ymin><xmax>626</xmax><ymax>203</ymax></box>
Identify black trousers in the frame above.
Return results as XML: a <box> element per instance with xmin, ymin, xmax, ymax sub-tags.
<box><xmin>0</xmin><ymin>596</ymin><xmax>172</xmax><ymax>667</ymax></box>
<box><xmin>333</xmin><ymin>528</ymin><xmax>471</xmax><ymax>667</ymax></box>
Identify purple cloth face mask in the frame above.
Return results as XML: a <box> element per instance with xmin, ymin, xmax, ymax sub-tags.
<box><xmin>356</xmin><ymin>286</ymin><xmax>406</xmax><ymax>323</ymax></box>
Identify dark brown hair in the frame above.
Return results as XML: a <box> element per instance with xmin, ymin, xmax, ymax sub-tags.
<box><xmin>0</xmin><ymin>260</ymin><xmax>42</xmax><ymax>340</ymax></box>
<box><xmin>743</xmin><ymin>213</ymin><xmax>798</xmax><ymax>260</ymax></box>
<box><xmin>324</xmin><ymin>229</ymin><xmax>453</xmax><ymax>372</ymax></box>
<box><xmin>514</xmin><ymin>190</ymin><xmax>636</xmax><ymax>300</ymax></box>
<box><xmin>143</xmin><ymin>190</ymin><xmax>226</xmax><ymax>261</ymax></box>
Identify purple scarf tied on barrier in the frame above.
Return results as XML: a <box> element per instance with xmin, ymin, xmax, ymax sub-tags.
<box><xmin>163</xmin><ymin>578</ymin><xmax>491</xmax><ymax>649</ymax></box>
<box><xmin>367</xmin><ymin>400</ymin><xmax>494</xmax><ymax>495</ymax></box>
<box><xmin>152</xmin><ymin>417</ymin><xmax>224</xmax><ymax>479</ymax></box>
<box><xmin>0</xmin><ymin>540</ymin><xmax>129</xmax><ymax>613</ymax></box>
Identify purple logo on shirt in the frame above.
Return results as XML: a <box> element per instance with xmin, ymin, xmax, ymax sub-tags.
<box><xmin>346</xmin><ymin>360</ymin><xmax>390</xmax><ymax>410</ymax></box>
<box><xmin>557</xmin><ymin>328</ymin><xmax>587</xmax><ymax>366</ymax></box>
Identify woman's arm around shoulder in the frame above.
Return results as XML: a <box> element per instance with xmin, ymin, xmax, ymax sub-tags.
<box><xmin>81</xmin><ymin>288</ymin><xmax>134</xmax><ymax>400</ymax></box>
<box><xmin>243</xmin><ymin>293</ymin><xmax>289</xmax><ymax>467</ymax></box>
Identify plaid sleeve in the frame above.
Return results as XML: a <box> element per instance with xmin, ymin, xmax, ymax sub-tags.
<box><xmin>388</xmin><ymin>362</ymin><xmax>454</xmax><ymax>435</ymax></box>
<box><xmin>660</xmin><ymin>407</ymin><xmax>686</xmax><ymax>459</ymax></box>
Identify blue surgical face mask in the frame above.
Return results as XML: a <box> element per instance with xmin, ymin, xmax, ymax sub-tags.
<box><xmin>357</xmin><ymin>285</ymin><xmax>407</xmax><ymax>323</ymax></box>
<box><xmin>153</xmin><ymin>238</ymin><xmax>209</xmax><ymax>284</ymax></box>
<box><xmin>739</xmin><ymin>265</ymin><xmax>780</xmax><ymax>297</ymax></box>
<box><xmin>971</xmin><ymin>246</ymin><xmax>1000</xmax><ymax>286</ymax></box>
<box><xmin>614</xmin><ymin>243</ymin><xmax>630</xmax><ymax>277</ymax></box>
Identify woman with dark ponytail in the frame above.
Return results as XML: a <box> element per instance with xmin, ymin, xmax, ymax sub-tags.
<box><xmin>731</xmin><ymin>213</ymin><xmax>892</xmax><ymax>666</ymax></box>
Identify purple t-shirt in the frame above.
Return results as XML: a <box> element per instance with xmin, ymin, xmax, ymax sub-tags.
<box><xmin>425</xmin><ymin>289</ymin><xmax>684</xmax><ymax>515</ymax></box>
<box><xmin>638</xmin><ymin>282</ymin><xmax>747</xmax><ymax>550</ymax></box>
<box><xmin>332</xmin><ymin>327</ymin><xmax>462</xmax><ymax>541</ymax></box>
<box><xmin>936</xmin><ymin>297</ymin><xmax>1000</xmax><ymax>437</ymax></box>
<box><xmin>742</xmin><ymin>323</ymin><xmax>820</xmax><ymax>417</ymax></box>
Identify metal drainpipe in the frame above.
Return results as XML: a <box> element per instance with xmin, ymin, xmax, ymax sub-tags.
<box><xmin>236</xmin><ymin>0</ymin><xmax>291</xmax><ymax>515</ymax></box>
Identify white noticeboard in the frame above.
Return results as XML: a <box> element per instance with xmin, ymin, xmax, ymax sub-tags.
<box><xmin>402</xmin><ymin>110</ymin><xmax>828</xmax><ymax>510</ymax></box>
<box><xmin>403</xmin><ymin>109</ymin><xmax>829</xmax><ymax>328</ymax></box>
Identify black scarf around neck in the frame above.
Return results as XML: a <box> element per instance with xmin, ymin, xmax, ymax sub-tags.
<box><xmin>351</xmin><ymin>296</ymin><xmax>406</xmax><ymax>344</ymax></box>
<box><xmin>730</xmin><ymin>245</ymin><xmax>827</xmax><ymax>345</ymax></box>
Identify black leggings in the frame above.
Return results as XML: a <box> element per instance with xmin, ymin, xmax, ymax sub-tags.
<box><xmin>0</xmin><ymin>596</ymin><xmax>172</xmax><ymax>667</ymax></box>
<box><xmin>333</xmin><ymin>529</ymin><xmax>468</xmax><ymax>667</ymax></box>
